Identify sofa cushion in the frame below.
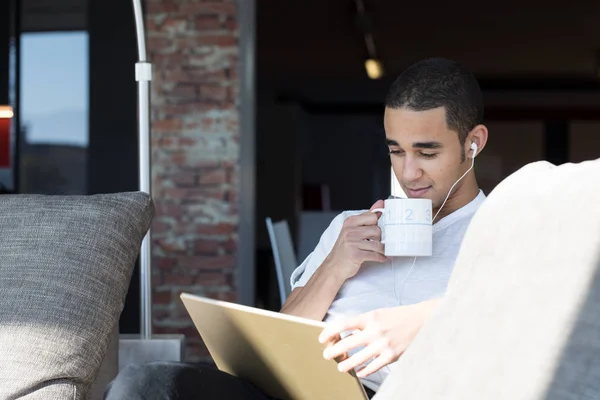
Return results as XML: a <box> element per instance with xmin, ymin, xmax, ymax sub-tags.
<box><xmin>0</xmin><ymin>192</ymin><xmax>154</xmax><ymax>400</ymax></box>
<box><xmin>374</xmin><ymin>159</ymin><xmax>600</xmax><ymax>400</ymax></box>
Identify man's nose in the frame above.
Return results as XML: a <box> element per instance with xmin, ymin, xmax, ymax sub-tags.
<box><xmin>402</xmin><ymin>157</ymin><xmax>423</xmax><ymax>182</ymax></box>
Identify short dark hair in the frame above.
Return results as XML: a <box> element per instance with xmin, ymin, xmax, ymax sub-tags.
<box><xmin>385</xmin><ymin>58</ymin><xmax>484</xmax><ymax>147</ymax></box>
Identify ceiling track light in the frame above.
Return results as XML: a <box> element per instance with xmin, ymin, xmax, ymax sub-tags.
<box><xmin>353</xmin><ymin>0</ymin><xmax>384</xmax><ymax>79</ymax></box>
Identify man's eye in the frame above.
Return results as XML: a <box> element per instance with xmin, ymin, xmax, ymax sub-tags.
<box><xmin>389</xmin><ymin>149</ymin><xmax>404</xmax><ymax>156</ymax></box>
<box><xmin>420</xmin><ymin>152</ymin><xmax>437</xmax><ymax>159</ymax></box>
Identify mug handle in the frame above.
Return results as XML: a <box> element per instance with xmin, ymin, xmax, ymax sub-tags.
<box><xmin>370</xmin><ymin>208</ymin><xmax>385</xmax><ymax>244</ymax></box>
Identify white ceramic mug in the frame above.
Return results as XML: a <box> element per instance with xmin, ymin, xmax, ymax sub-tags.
<box><xmin>371</xmin><ymin>198</ymin><xmax>433</xmax><ymax>257</ymax></box>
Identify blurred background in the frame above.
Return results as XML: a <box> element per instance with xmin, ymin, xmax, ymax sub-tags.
<box><xmin>1</xmin><ymin>0</ymin><xmax>599</xmax><ymax>360</ymax></box>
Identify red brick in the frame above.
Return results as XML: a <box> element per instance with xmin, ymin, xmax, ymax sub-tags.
<box><xmin>151</xmin><ymin>53</ymin><xmax>186</xmax><ymax>68</ymax></box>
<box><xmin>196</xmin><ymin>222</ymin><xmax>236</xmax><ymax>235</ymax></box>
<box><xmin>227</xmin><ymin>85</ymin><xmax>238</xmax><ymax>103</ymax></box>
<box><xmin>161</xmin><ymin>103</ymin><xmax>219</xmax><ymax>116</ymax></box>
<box><xmin>153</xmin><ymin>118</ymin><xmax>183</xmax><ymax>132</ymax></box>
<box><xmin>197</xmin><ymin>255</ymin><xmax>235</xmax><ymax>269</ymax></box>
<box><xmin>223</xmin><ymin>17</ymin><xmax>237</xmax><ymax>31</ymax></box>
<box><xmin>179</xmin><ymin>2</ymin><xmax>236</xmax><ymax>16</ymax></box>
<box><xmin>199</xmin><ymin>85</ymin><xmax>228</xmax><ymax>102</ymax></box>
<box><xmin>157</xmin><ymin>237</ymin><xmax>187</xmax><ymax>253</ymax></box>
<box><xmin>153</xmin><ymin>326</ymin><xmax>174</xmax><ymax>335</ymax></box>
<box><xmin>177</xmin><ymin>255</ymin><xmax>234</xmax><ymax>270</ymax></box>
<box><xmin>163</xmin><ymin>271</ymin><xmax>195</xmax><ymax>286</ymax></box>
<box><xmin>152</xmin><ymin>272</ymin><xmax>162</xmax><ymax>287</ymax></box>
<box><xmin>155</xmin><ymin>202</ymin><xmax>182</xmax><ymax>218</ymax></box>
<box><xmin>153</xmin><ymin>289</ymin><xmax>172</xmax><ymax>305</ymax></box>
<box><xmin>205</xmin><ymin>291</ymin><xmax>237</xmax><ymax>302</ymax></box>
<box><xmin>185</xmin><ymin>158</ymin><xmax>223</xmax><ymax>169</ymax></box>
<box><xmin>194</xmin><ymin>35</ymin><xmax>237</xmax><ymax>47</ymax></box>
<box><xmin>194</xmin><ymin>15</ymin><xmax>222</xmax><ymax>30</ymax></box>
<box><xmin>164</xmin><ymin>85</ymin><xmax>197</xmax><ymax>102</ymax></box>
<box><xmin>158</xmin><ymin>136</ymin><xmax>172</xmax><ymax>147</ymax></box>
<box><xmin>161</xmin><ymin>188</ymin><xmax>191</xmax><ymax>200</ymax></box>
<box><xmin>227</xmin><ymin>188</ymin><xmax>238</xmax><ymax>205</ymax></box>
<box><xmin>225</xmin><ymin>166</ymin><xmax>236</xmax><ymax>183</ymax></box>
<box><xmin>147</xmin><ymin>19</ymin><xmax>158</xmax><ymax>31</ymax></box>
<box><xmin>162</xmin><ymin>187</ymin><xmax>225</xmax><ymax>201</ymax></box>
<box><xmin>153</xmin><ymin>308</ymin><xmax>172</xmax><ymax>321</ymax></box>
<box><xmin>224</xmin><ymin>237</ymin><xmax>237</xmax><ymax>253</ymax></box>
<box><xmin>193</xmin><ymin>239</ymin><xmax>221</xmax><ymax>255</ymax></box>
<box><xmin>146</xmin><ymin>2</ymin><xmax>178</xmax><ymax>13</ymax></box>
<box><xmin>147</xmin><ymin>0</ymin><xmax>240</xmax><ymax>364</ymax></box>
<box><xmin>146</xmin><ymin>37</ymin><xmax>174</xmax><ymax>52</ymax></box>
<box><xmin>178</xmin><ymin>137</ymin><xmax>196</xmax><ymax>146</ymax></box>
<box><xmin>198</xmin><ymin>169</ymin><xmax>227</xmax><ymax>185</ymax></box>
<box><xmin>166</xmin><ymin>171</ymin><xmax>196</xmax><ymax>187</ymax></box>
<box><xmin>161</xmin><ymin>17</ymin><xmax>188</xmax><ymax>34</ymax></box>
<box><xmin>199</xmin><ymin>187</ymin><xmax>227</xmax><ymax>200</ymax></box>
<box><xmin>152</xmin><ymin>220</ymin><xmax>171</xmax><ymax>234</ymax></box>
<box><xmin>158</xmin><ymin>257</ymin><xmax>178</xmax><ymax>269</ymax></box>
<box><xmin>196</xmin><ymin>272</ymin><xmax>229</xmax><ymax>286</ymax></box>
<box><xmin>164</xmin><ymin>69</ymin><xmax>227</xmax><ymax>84</ymax></box>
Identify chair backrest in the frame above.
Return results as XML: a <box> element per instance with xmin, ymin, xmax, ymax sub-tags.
<box><xmin>297</xmin><ymin>211</ymin><xmax>339</xmax><ymax>263</ymax></box>
<box><xmin>265</xmin><ymin>217</ymin><xmax>298</xmax><ymax>306</ymax></box>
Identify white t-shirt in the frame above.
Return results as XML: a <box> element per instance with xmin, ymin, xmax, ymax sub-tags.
<box><xmin>289</xmin><ymin>190</ymin><xmax>486</xmax><ymax>391</ymax></box>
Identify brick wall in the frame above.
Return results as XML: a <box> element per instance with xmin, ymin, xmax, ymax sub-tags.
<box><xmin>146</xmin><ymin>0</ymin><xmax>240</xmax><ymax>361</ymax></box>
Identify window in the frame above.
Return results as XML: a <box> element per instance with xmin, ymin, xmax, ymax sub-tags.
<box><xmin>19</xmin><ymin>31</ymin><xmax>88</xmax><ymax>194</ymax></box>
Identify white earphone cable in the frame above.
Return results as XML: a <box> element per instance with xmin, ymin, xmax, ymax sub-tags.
<box><xmin>432</xmin><ymin>145</ymin><xmax>476</xmax><ymax>223</ymax></box>
<box><xmin>399</xmin><ymin>143</ymin><xmax>476</xmax><ymax>303</ymax></box>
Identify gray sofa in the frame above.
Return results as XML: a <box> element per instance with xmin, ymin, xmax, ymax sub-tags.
<box><xmin>0</xmin><ymin>192</ymin><xmax>154</xmax><ymax>399</ymax></box>
<box><xmin>3</xmin><ymin>158</ymin><xmax>599</xmax><ymax>400</ymax></box>
<box><xmin>375</xmin><ymin>158</ymin><xmax>600</xmax><ymax>400</ymax></box>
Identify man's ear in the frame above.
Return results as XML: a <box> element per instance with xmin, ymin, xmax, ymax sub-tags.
<box><xmin>468</xmin><ymin>124</ymin><xmax>489</xmax><ymax>157</ymax></box>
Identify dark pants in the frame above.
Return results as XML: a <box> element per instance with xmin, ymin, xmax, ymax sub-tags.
<box><xmin>104</xmin><ymin>361</ymin><xmax>376</xmax><ymax>400</ymax></box>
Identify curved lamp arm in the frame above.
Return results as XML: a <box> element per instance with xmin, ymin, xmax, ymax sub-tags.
<box><xmin>132</xmin><ymin>0</ymin><xmax>153</xmax><ymax>340</ymax></box>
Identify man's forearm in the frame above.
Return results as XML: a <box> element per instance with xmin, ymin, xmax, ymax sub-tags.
<box><xmin>280</xmin><ymin>264</ymin><xmax>347</xmax><ymax>321</ymax></box>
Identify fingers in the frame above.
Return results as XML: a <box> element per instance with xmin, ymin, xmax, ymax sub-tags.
<box><xmin>322</xmin><ymin>333</ymin><xmax>348</xmax><ymax>362</ymax></box>
<box><xmin>356</xmin><ymin>239</ymin><xmax>384</xmax><ymax>255</ymax></box>
<box><xmin>369</xmin><ymin>199</ymin><xmax>384</xmax><ymax>212</ymax></box>
<box><xmin>323</xmin><ymin>330</ymin><xmax>368</xmax><ymax>361</ymax></box>
<box><xmin>347</xmin><ymin>226</ymin><xmax>381</xmax><ymax>242</ymax></box>
<box><xmin>337</xmin><ymin>340</ymin><xmax>386</xmax><ymax>373</ymax></box>
<box><xmin>354</xmin><ymin>348</ymin><xmax>397</xmax><ymax>378</ymax></box>
<box><xmin>344</xmin><ymin>212</ymin><xmax>379</xmax><ymax>228</ymax></box>
<box><xmin>319</xmin><ymin>316</ymin><xmax>364</xmax><ymax>344</ymax></box>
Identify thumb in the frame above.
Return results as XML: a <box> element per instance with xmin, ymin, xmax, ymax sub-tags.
<box><xmin>370</xmin><ymin>199</ymin><xmax>384</xmax><ymax>212</ymax></box>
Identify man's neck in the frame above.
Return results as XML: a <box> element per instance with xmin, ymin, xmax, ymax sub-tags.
<box><xmin>433</xmin><ymin>177</ymin><xmax>480</xmax><ymax>223</ymax></box>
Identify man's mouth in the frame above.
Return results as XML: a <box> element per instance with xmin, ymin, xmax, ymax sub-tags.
<box><xmin>405</xmin><ymin>186</ymin><xmax>431</xmax><ymax>198</ymax></box>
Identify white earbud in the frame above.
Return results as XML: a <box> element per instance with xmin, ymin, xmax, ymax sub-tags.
<box><xmin>434</xmin><ymin>141</ymin><xmax>478</xmax><ymax>222</ymax></box>
<box><xmin>470</xmin><ymin>142</ymin><xmax>478</xmax><ymax>158</ymax></box>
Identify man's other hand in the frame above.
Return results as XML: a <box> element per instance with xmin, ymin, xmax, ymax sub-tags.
<box><xmin>318</xmin><ymin>298</ymin><xmax>441</xmax><ymax>378</ymax></box>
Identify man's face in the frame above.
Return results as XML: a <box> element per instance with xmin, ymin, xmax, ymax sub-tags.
<box><xmin>384</xmin><ymin>106</ymin><xmax>470</xmax><ymax>209</ymax></box>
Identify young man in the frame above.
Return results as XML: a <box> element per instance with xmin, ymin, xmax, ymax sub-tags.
<box><xmin>105</xmin><ymin>58</ymin><xmax>489</xmax><ymax>399</ymax></box>
<box><xmin>279</xmin><ymin>57</ymin><xmax>488</xmax><ymax>393</ymax></box>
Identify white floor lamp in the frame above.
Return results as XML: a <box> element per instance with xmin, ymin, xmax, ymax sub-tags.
<box><xmin>118</xmin><ymin>0</ymin><xmax>185</xmax><ymax>371</ymax></box>
<box><xmin>132</xmin><ymin>0</ymin><xmax>152</xmax><ymax>341</ymax></box>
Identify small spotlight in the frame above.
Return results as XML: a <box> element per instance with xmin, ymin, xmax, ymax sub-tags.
<box><xmin>0</xmin><ymin>106</ymin><xmax>13</xmax><ymax>119</ymax></box>
<box><xmin>365</xmin><ymin>58</ymin><xmax>384</xmax><ymax>79</ymax></box>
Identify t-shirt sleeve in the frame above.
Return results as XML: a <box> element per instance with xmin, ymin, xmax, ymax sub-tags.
<box><xmin>289</xmin><ymin>211</ymin><xmax>349</xmax><ymax>290</ymax></box>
